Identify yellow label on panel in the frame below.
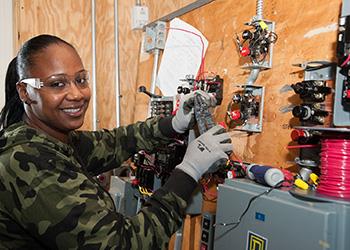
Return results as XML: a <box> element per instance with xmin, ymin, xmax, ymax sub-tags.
<box><xmin>247</xmin><ymin>231</ymin><xmax>268</xmax><ymax>250</ymax></box>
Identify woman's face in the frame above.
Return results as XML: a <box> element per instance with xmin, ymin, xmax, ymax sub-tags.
<box><xmin>21</xmin><ymin>43</ymin><xmax>91</xmax><ymax>139</ymax></box>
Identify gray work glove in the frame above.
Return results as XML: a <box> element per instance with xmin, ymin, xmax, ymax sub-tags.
<box><xmin>172</xmin><ymin>90</ymin><xmax>217</xmax><ymax>134</ymax></box>
<box><xmin>176</xmin><ymin>125</ymin><xmax>232</xmax><ymax>182</ymax></box>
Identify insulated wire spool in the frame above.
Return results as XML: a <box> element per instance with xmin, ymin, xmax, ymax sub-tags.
<box><xmin>317</xmin><ymin>138</ymin><xmax>350</xmax><ymax>199</ymax></box>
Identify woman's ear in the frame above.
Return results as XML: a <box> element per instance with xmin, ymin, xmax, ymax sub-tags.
<box><xmin>16</xmin><ymin>82</ymin><xmax>32</xmax><ymax>105</ymax></box>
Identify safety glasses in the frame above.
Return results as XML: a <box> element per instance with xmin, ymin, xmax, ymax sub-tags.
<box><xmin>19</xmin><ymin>70</ymin><xmax>89</xmax><ymax>93</ymax></box>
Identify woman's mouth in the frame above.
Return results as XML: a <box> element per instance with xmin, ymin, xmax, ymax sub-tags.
<box><xmin>61</xmin><ymin>105</ymin><xmax>85</xmax><ymax>117</ymax></box>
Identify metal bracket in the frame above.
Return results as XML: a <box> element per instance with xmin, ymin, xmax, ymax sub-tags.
<box><xmin>241</xmin><ymin>20</ymin><xmax>276</xmax><ymax>70</ymax></box>
<box><xmin>233</xmin><ymin>85</ymin><xmax>265</xmax><ymax>133</ymax></box>
<box><xmin>303</xmin><ymin>62</ymin><xmax>335</xmax><ymax>81</ymax></box>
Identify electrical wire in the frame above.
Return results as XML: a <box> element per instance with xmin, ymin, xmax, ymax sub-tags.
<box><xmin>214</xmin><ymin>180</ymin><xmax>284</xmax><ymax>229</ymax></box>
<box><xmin>317</xmin><ymin>138</ymin><xmax>350</xmax><ymax>199</ymax></box>
<box><xmin>286</xmin><ymin>144</ymin><xmax>319</xmax><ymax>149</ymax></box>
<box><xmin>139</xmin><ymin>186</ymin><xmax>153</xmax><ymax>196</ymax></box>
<box><xmin>341</xmin><ymin>54</ymin><xmax>350</xmax><ymax>67</ymax></box>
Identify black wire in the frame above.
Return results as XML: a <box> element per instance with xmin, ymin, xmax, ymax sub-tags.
<box><xmin>214</xmin><ymin>180</ymin><xmax>284</xmax><ymax>229</ymax></box>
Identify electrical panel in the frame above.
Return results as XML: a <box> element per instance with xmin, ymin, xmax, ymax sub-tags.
<box><xmin>131</xmin><ymin>75</ymin><xmax>224</xmax><ymax>215</ymax></box>
<box><xmin>132</xmin><ymin>86</ymin><xmax>186</xmax><ymax>199</ymax></box>
<box><xmin>214</xmin><ymin>179</ymin><xmax>350</xmax><ymax>250</ymax></box>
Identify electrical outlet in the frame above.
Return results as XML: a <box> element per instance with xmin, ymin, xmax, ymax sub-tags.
<box><xmin>131</xmin><ymin>5</ymin><xmax>149</xmax><ymax>30</ymax></box>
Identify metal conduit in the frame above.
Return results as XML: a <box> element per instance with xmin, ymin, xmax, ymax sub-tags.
<box><xmin>114</xmin><ymin>0</ymin><xmax>121</xmax><ymax>127</ymax></box>
<box><xmin>256</xmin><ymin>0</ymin><xmax>263</xmax><ymax>20</ymax></box>
<box><xmin>150</xmin><ymin>49</ymin><xmax>160</xmax><ymax>95</ymax></box>
<box><xmin>91</xmin><ymin>0</ymin><xmax>98</xmax><ymax>130</ymax></box>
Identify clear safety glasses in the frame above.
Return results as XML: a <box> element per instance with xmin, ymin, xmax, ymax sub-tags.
<box><xmin>19</xmin><ymin>70</ymin><xmax>89</xmax><ymax>93</ymax></box>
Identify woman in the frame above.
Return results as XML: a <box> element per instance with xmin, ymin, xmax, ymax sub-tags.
<box><xmin>0</xmin><ymin>34</ymin><xmax>232</xmax><ymax>249</ymax></box>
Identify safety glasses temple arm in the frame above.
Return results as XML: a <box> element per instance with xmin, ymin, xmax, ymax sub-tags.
<box><xmin>19</xmin><ymin>78</ymin><xmax>43</xmax><ymax>89</ymax></box>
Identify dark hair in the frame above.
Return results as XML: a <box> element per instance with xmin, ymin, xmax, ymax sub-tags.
<box><xmin>0</xmin><ymin>34</ymin><xmax>75</xmax><ymax>129</ymax></box>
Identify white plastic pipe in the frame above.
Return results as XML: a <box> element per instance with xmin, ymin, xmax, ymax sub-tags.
<box><xmin>114</xmin><ymin>0</ymin><xmax>121</xmax><ymax>127</ymax></box>
<box><xmin>91</xmin><ymin>0</ymin><xmax>98</xmax><ymax>130</ymax></box>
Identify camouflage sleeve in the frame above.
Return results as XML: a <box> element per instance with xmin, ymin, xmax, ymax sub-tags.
<box><xmin>0</xmin><ymin>142</ymin><xmax>192</xmax><ymax>249</ymax></box>
<box><xmin>70</xmin><ymin>116</ymin><xmax>177</xmax><ymax>175</ymax></box>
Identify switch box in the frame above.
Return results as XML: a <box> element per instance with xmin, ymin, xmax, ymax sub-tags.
<box><xmin>131</xmin><ymin>5</ymin><xmax>149</xmax><ymax>30</ymax></box>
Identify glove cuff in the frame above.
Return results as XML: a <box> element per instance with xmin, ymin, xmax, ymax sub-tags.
<box><xmin>171</xmin><ymin>116</ymin><xmax>186</xmax><ymax>134</ymax></box>
<box><xmin>175</xmin><ymin>161</ymin><xmax>202</xmax><ymax>182</ymax></box>
<box><xmin>159</xmin><ymin>116</ymin><xmax>178</xmax><ymax>137</ymax></box>
<box><xmin>162</xmin><ymin>169</ymin><xmax>198</xmax><ymax>202</ymax></box>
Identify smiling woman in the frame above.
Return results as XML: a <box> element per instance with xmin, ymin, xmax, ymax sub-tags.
<box><xmin>0</xmin><ymin>34</ymin><xmax>232</xmax><ymax>249</ymax></box>
<box><xmin>14</xmin><ymin>35</ymin><xmax>91</xmax><ymax>142</ymax></box>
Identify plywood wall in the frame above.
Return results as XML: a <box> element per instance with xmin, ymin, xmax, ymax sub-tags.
<box><xmin>132</xmin><ymin>0</ymin><xmax>342</xmax><ymax>168</ymax></box>
<box><xmin>13</xmin><ymin>0</ymin><xmax>194</xmax><ymax>130</ymax></box>
<box><xmin>14</xmin><ymin>0</ymin><xmax>343</xmax><ymax>168</ymax></box>
<box><xmin>14</xmin><ymin>0</ymin><xmax>93</xmax><ymax>129</ymax></box>
<box><xmin>118</xmin><ymin>0</ymin><xmax>197</xmax><ymax>126</ymax></box>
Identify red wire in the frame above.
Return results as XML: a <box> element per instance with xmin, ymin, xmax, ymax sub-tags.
<box><xmin>341</xmin><ymin>54</ymin><xmax>350</xmax><ymax>67</ymax></box>
<box><xmin>286</xmin><ymin>144</ymin><xmax>319</xmax><ymax>149</ymax></box>
<box><xmin>317</xmin><ymin>139</ymin><xmax>350</xmax><ymax>199</ymax></box>
<box><xmin>167</xmin><ymin>27</ymin><xmax>205</xmax><ymax>80</ymax></box>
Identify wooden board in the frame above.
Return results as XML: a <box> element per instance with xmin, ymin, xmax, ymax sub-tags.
<box><xmin>133</xmin><ymin>0</ymin><xmax>342</xmax><ymax>169</ymax></box>
<box><xmin>14</xmin><ymin>0</ymin><xmax>93</xmax><ymax>130</ymax></box>
<box><xmin>14</xmin><ymin>0</ymin><xmax>200</xmax><ymax>129</ymax></box>
<box><xmin>14</xmin><ymin>0</ymin><xmax>342</xmax><ymax>167</ymax></box>
<box><xmin>121</xmin><ymin>0</ymin><xmax>199</xmax><ymax>124</ymax></box>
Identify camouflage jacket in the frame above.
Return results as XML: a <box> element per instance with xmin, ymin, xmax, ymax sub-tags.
<box><xmin>0</xmin><ymin>117</ymin><xmax>193</xmax><ymax>250</ymax></box>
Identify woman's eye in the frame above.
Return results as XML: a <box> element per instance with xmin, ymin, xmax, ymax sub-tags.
<box><xmin>76</xmin><ymin>78</ymin><xmax>88</xmax><ymax>86</ymax></box>
<box><xmin>48</xmin><ymin>81</ymin><xmax>66</xmax><ymax>88</ymax></box>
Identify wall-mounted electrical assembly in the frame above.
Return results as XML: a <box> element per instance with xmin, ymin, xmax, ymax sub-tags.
<box><xmin>226</xmin><ymin>0</ymin><xmax>277</xmax><ymax>133</ymax></box>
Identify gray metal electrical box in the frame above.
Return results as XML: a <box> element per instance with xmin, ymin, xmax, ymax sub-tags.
<box><xmin>214</xmin><ymin>179</ymin><xmax>350</xmax><ymax>250</ymax></box>
<box><xmin>109</xmin><ymin>176</ymin><xmax>139</xmax><ymax>216</ymax></box>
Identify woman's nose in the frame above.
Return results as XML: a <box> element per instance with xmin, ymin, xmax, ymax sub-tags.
<box><xmin>66</xmin><ymin>81</ymin><xmax>85</xmax><ymax>100</ymax></box>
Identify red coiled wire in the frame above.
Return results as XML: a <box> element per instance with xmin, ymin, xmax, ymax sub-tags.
<box><xmin>317</xmin><ymin>138</ymin><xmax>350</xmax><ymax>199</ymax></box>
